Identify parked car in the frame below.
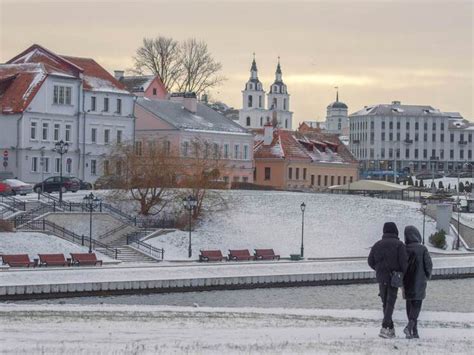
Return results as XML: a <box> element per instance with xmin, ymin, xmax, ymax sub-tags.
<box><xmin>33</xmin><ymin>176</ymin><xmax>80</xmax><ymax>193</ymax></box>
<box><xmin>2</xmin><ymin>179</ymin><xmax>34</xmax><ymax>196</ymax></box>
<box><xmin>0</xmin><ymin>181</ymin><xmax>13</xmax><ymax>196</ymax></box>
<box><xmin>93</xmin><ymin>175</ymin><xmax>122</xmax><ymax>190</ymax></box>
<box><xmin>70</xmin><ymin>178</ymin><xmax>93</xmax><ymax>190</ymax></box>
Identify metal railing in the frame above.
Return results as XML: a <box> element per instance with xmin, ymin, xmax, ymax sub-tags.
<box><xmin>0</xmin><ymin>195</ymin><xmax>26</xmax><ymax>211</ymax></box>
<box><xmin>96</xmin><ymin>222</ymin><xmax>131</xmax><ymax>240</ymax></box>
<box><xmin>126</xmin><ymin>232</ymin><xmax>164</xmax><ymax>260</ymax></box>
<box><xmin>15</xmin><ymin>217</ymin><xmax>120</xmax><ymax>260</ymax></box>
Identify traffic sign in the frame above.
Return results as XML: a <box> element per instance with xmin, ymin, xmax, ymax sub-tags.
<box><xmin>2</xmin><ymin>161</ymin><xmax>7</xmax><ymax>168</ymax></box>
<box><xmin>3</xmin><ymin>150</ymin><xmax>8</xmax><ymax>157</ymax></box>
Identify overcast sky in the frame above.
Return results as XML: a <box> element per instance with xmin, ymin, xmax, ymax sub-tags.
<box><xmin>1</xmin><ymin>0</ymin><xmax>472</xmax><ymax>124</ymax></box>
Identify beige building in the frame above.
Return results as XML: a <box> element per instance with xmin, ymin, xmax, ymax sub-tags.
<box><xmin>254</xmin><ymin>123</ymin><xmax>358</xmax><ymax>190</ymax></box>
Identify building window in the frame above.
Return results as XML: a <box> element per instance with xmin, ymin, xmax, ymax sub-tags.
<box><xmin>30</xmin><ymin>121</ymin><xmax>37</xmax><ymax>140</ymax></box>
<box><xmin>43</xmin><ymin>157</ymin><xmax>49</xmax><ymax>173</ymax></box>
<box><xmin>450</xmin><ymin>150</ymin><xmax>454</xmax><ymax>159</ymax></box>
<box><xmin>423</xmin><ymin>149</ymin><xmax>427</xmax><ymax>159</ymax></box>
<box><xmin>91</xmin><ymin>128</ymin><xmax>97</xmax><ymax>143</ymax></box>
<box><xmin>116</xmin><ymin>130</ymin><xmax>122</xmax><ymax>144</ymax></box>
<box><xmin>260</xmin><ymin>117</ymin><xmax>263</xmax><ymax>126</ymax></box>
<box><xmin>264</xmin><ymin>167</ymin><xmax>271</xmax><ymax>180</ymax></box>
<box><xmin>330</xmin><ymin>176</ymin><xmax>334</xmax><ymax>186</ymax></box>
<box><xmin>104</xmin><ymin>98</ymin><xmax>109</xmax><ymax>112</ymax></box>
<box><xmin>246</xmin><ymin>116</ymin><xmax>251</xmax><ymax>126</ymax></box>
<box><xmin>104</xmin><ymin>129</ymin><xmax>110</xmax><ymax>144</ymax></box>
<box><xmin>469</xmin><ymin>150</ymin><xmax>472</xmax><ymax>159</ymax></box>
<box><xmin>415</xmin><ymin>122</ymin><xmax>419</xmax><ymax>130</ymax></box>
<box><xmin>248</xmin><ymin>95</ymin><xmax>253</xmax><ymax>108</ymax></box>
<box><xmin>424</xmin><ymin>121</ymin><xmax>428</xmax><ymax>130</ymax></box>
<box><xmin>382</xmin><ymin>121</ymin><xmax>385</xmax><ymax>129</ymax></box>
<box><xmin>323</xmin><ymin>175</ymin><xmax>328</xmax><ymax>186</ymax></box>
<box><xmin>432</xmin><ymin>133</ymin><xmax>436</xmax><ymax>142</ymax></box>
<box><xmin>288</xmin><ymin>167</ymin><xmax>293</xmax><ymax>179</ymax></box>
<box><xmin>283</xmin><ymin>98</ymin><xmax>287</xmax><ymax>110</ymax></box>
<box><xmin>31</xmin><ymin>157</ymin><xmax>38</xmax><ymax>172</ymax></box>
<box><xmin>53</xmin><ymin>124</ymin><xmax>60</xmax><ymax>141</ymax></box>
<box><xmin>243</xmin><ymin>176</ymin><xmax>249</xmax><ymax>183</ymax></box>
<box><xmin>153</xmin><ymin>88</ymin><xmax>157</xmax><ymax>95</ymax></box>
<box><xmin>397</xmin><ymin>132</ymin><xmax>400</xmax><ymax>141</ymax></box>
<box><xmin>91</xmin><ymin>159</ymin><xmax>97</xmax><ymax>175</ymax></box>
<box><xmin>460</xmin><ymin>150</ymin><xmax>464</xmax><ymax>159</ymax></box>
<box><xmin>406</xmin><ymin>122</ymin><xmax>410</xmax><ymax>130</ymax></box>
<box><xmin>343</xmin><ymin>176</ymin><xmax>347</xmax><ymax>184</ymax></box>
<box><xmin>415</xmin><ymin>133</ymin><xmax>419</xmax><ymax>142</ymax></box>
<box><xmin>213</xmin><ymin>143</ymin><xmax>219</xmax><ymax>158</ymax></box>
<box><xmin>116</xmin><ymin>99</ymin><xmax>122</xmax><ymax>114</ymax></box>
<box><xmin>42</xmin><ymin>122</ymin><xmax>49</xmax><ymax>140</ymax></box>
<box><xmin>296</xmin><ymin>168</ymin><xmax>300</xmax><ymax>180</ymax></box>
<box><xmin>414</xmin><ymin>149</ymin><xmax>418</xmax><ymax>158</ymax></box>
<box><xmin>53</xmin><ymin>86</ymin><xmax>72</xmax><ymax>105</ymax></box>
<box><xmin>259</xmin><ymin>96</ymin><xmax>262</xmax><ymax>108</ymax></box>
<box><xmin>182</xmin><ymin>141</ymin><xmax>189</xmax><ymax>157</ymax></box>
<box><xmin>243</xmin><ymin>145</ymin><xmax>249</xmax><ymax>160</ymax></box>
<box><xmin>423</xmin><ymin>133</ymin><xmax>427</xmax><ymax>142</ymax></box>
<box><xmin>389</xmin><ymin>121</ymin><xmax>393</xmax><ymax>130</ymax></box>
<box><xmin>65</xmin><ymin>124</ymin><xmax>71</xmax><ymax>142</ymax></box>
<box><xmin>224</xmin><ymin>144</ymin><xmax>229</xmax><ymax>158</ymax></box>
<box><xmin>450</xmin><ymin>133</ymin><xmax>454</xmax><ymax>143</ymax></box>
<box><xmin>406</xmin><ymin>149</ymin><xmax>409</xmax><ymax>159</ymax></box>
<box><xmin>432</xmin><ymin>122</ymin><xmax>436</xmax><ymax>130</ymax></box>
<box><xmin>440</xmin><ymin>150</ymin><xmax>444</xmax><ymax>159</ymax></box>
<box><xmin>381</xmin><ymin>132</ymin><xmax>385</xmax><ymax>141</ymax></box>
<box><xmin>234</xmin><ymin>145</ymin><xmax>240</xmax><ymax>159</ymax></box>
<box><xmin>303</xmin><ymin>168</ymin><xmax>307</xmax><ymax>180</ymax></box>
<box><xmin>440</xmin><ymin>133</ymin><xmax>444</xmax><ymax>142</ymax></box>
<box><xmin>66</xmin><ymin>158</ymin><xmax>72</xmax><ymax>174</ymax></box>
<box><xmin>441</xmin><ymin>122</ymin><xmax>445</xmax><ymax>130</ymax></box>
<box><xmin>55</xmin><ymin>158</ymin><xmax>60</xmax><ymax>173</ymax></box>
<box><xmin>91</xmin><ymin>96</ymin><xmax>96</xmax><ymax>111</ymax></box>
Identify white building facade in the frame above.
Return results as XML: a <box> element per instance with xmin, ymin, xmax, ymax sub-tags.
<box><xmin>238</xmin><ymin>58</ymin><xmax>293</xmax><ymax>130</ymax></box>
<box><xmin>0</xmin><ymin>44</ymin><xmax>135</xmax><ymax>183</ymax></box>
<box><xmin>349</xmin><ymin>101</ymin><xmax>473</xmax><ymax>173</ymax></box>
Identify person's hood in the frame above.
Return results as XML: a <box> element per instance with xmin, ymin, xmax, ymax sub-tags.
<box><xmin>404</xmin><ymin>225</ymin><xmax>422</xmax><ymax>244</ymax></box>
<box><xmin>383</xmin><ymin>222</ymin><xmax>399</xmax><ymax>236</ymax></box>
<box><xmin>382</xmin><ymin>233</ymin><xmax>399</xmax><ymax>240</ymax></box>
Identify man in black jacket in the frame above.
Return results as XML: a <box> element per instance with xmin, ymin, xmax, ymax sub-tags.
<box><xmin>368</xmin><ymin>222</ymin><xmax>408</xmax><ymax>338</ymax></box>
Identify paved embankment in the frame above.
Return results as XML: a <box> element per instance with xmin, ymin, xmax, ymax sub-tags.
<box><xmin>0</xmin><ymin>256</ymin><xmax>473</xmax><ymax>300</ymax></box>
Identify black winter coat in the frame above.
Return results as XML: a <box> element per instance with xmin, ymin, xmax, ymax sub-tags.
<box><xmin>403</xmin><ymin>226</ymin><xmax>433</xmax><ymax>300</ymax></box>
<box><xmin>368</xmin><ymin>233</ymin><xmax>408</xmax><ymax>284</ymax></box>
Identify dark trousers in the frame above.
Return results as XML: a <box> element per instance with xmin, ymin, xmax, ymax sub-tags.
<box><xmin>379</xmin><ymin>283</ymin><xmax>398</xmax><ymax>329</ymax></box>
<box><xmin>406</xmin><ymin>300</ymin><xmax>423</xmax><ymax>322</ymax></box>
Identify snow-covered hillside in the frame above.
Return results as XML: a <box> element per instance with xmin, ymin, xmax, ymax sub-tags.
<box><xmin>148</xmin><ymin>191</ymin><xmax>440</xmax><ymax>259</ymax></box>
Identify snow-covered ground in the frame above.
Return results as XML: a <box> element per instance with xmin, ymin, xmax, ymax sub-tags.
<box><xmin>0</xmin><ymin>232</ymin><xmax>113</xmax><ymax>262</ymax></box>
<box><xmin>147</xmin><ymin>191</ymin><xmax>444</xmax><ymax>259</ymax></box>
<box><xmin>0</xmin><ymin>304</ymin><xmax>472</xmax><ymax>354</ymax></box>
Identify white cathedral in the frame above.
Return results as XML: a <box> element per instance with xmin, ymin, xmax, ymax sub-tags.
<box><xmin>238</xmin><ymin>57</ymin><xmax>293</xmax><ymax>130</ymax></box>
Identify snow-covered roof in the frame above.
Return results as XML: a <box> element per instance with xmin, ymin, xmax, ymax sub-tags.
<box><xmin>119</xmin><ymin>75</ymin><xmax>155</xmax><ymax>93</ymax></box>
<box><xmin>136</xmin><ymin>97</ymin><xmax>251</xmax><ymax>134</ymax></box>
<box><xmin>350</xmin><ymin>102</ymin><xmax>462</xmax><ymax>118</ymax></box>
<box><xmin>329</xmin><ymin>179</ymin><xmax>409</xmax><ymax>191</ymax></box>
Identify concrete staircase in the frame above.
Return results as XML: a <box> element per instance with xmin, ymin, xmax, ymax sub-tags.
<box><xmin>96</xmin><ymin>245</ymin><xmax>158</xmax><ymax>263</ymax></box>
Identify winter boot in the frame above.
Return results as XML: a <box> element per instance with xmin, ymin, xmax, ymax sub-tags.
<box><xmin>412</xmin><ymin>321</ymin><xmax>419</xmax><ymax>339</ymax></box>
<box><xmin>404</xmin><ymin>320</ymin><xmax>415</xmax><ymax>339</ymax></box>
<box><xmin>379</xmin><ymin>327</ymin><xmax>395</xmax><ymax>339</ymax></box>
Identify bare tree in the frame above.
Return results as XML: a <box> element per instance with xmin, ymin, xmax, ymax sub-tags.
<box><xmin>106</xmin><ymin>140</ymin><xmax>177</xmax><ymax>216</ymax></box>
<box><xmin>133</xmin><ymin>36</ymin><xmax>225</xmax><ymax>95</ymax></box>
<box><xmin>133</xmin><ymin>37</ymin><xmax>183</xmax><ymax>92</ymax></box>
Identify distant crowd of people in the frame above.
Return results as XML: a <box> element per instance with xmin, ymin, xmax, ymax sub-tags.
<box><xmin>368</xmin><ymin>222</ymin><xmax>433</xmax><ymax>339</ymax></box>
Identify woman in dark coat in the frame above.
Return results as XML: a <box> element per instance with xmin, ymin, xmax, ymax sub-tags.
<box><xmin>403</xmin><ymin>225</ymin><xmax>433</xmax><ymax>339</ymax></box>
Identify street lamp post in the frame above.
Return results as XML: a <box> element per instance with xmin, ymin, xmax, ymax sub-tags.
<box><xmin>456</xmin><ymin>198</ymin><xmax>461</xmax><ymax>250</ymax></box>
<box><xmin>54</xmin><ymin>140</ymin><xmax>69</xmax><ymax>202</ymax></box>
<box><xmin>183</xmin><ymin>195</ymin><xmax>197</xmax><ymax>258</ymax></box>
<box><xmin>421</xmin><ymin>201</ymin><xmax>427</xmax><ymax>245</ymax></box>
<box><xmin>300</xmin><ymin>202</ymin><xmax>306</xmax><ymax>258</ymax></box>
<box><xmin>83</xmin><ymin>193</ymin><xmax>101</xmax><ymax>253</ymax></box>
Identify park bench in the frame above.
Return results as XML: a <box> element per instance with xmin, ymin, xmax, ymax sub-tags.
<box><xmin>38</xmin><ymin>253</ymin><xmax>69</xmax><ymax>267</ymax></box>
<box><xmin>1</xmin><ymin>254</ymin><xmax>35</xmax><ymax>267</ymax></box>
<box><xmin>228</xmin><ymin>249</ymin><xmax>254</xmax><ymax>261</ymax></box>
<box><xmin>199</xmin><ymin>250</ymin><xmax>226</xmax><ymax>262</ymax></box>
<box><xmin>254</xmin><ymin>249</ymin><xmax>280</xmax><ymax>260</ymax></box>
<box><xmin>70</xmin><ymin>253</ymin><xmax>103</xmax><ymax>266</ymax></box>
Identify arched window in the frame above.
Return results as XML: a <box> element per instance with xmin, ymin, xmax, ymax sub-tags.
<box><xmin>249</xmin><ymin>83</ymin><xmax>253</xmax><ymax>90</ymax></box>
<box><xmin>260</xmin><ymin>117</ymin><xmax>263</xmax><ymax>126</ymax></box>
<box><xmin>246</xmin><ymin>116</ymin><xmax>251</xmax><ymax>126</ymax></box>
<box><xmin>274</xmin><ymin>85</ymin><xmax>278</xmax><ymax>93</ymax></box>
<box><xmin>283</xmin><ymin>98</ymin><xmax>287</xmax><ymax>110</ymax></box>
<box><xmin>273</xmin><ymin>98</ymin><xmax>277</xmax><ymax>108</ymax></box>
<box><xmin>285</xmin><ymin>120</ymin><xmax>288</xmax><ymax>128</ymax></box>
<box><xmin>248</xmin><ymin>95</ymin><xmax>253</xmax><ymax>108</ymax></box>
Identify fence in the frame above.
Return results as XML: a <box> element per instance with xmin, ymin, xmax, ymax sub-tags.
<box><xmin>126</xmin><ymin>232</ymin><xmax>164</xmax><ymax>260</ymax></box>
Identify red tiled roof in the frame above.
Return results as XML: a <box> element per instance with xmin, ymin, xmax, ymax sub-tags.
<box><xmin>0</xmin><ymin>64</ymin><xmax>47</xmax><ymax>114</ymax></box>
<box><xmin>62</xmin><ymin>56</ymin><xmax>128</xmax><ymax>92</ymax></box>
<box><xmin>254</xmin><ymin>129</ymin><xmax>356</xmax><ymax>164</ymax></box>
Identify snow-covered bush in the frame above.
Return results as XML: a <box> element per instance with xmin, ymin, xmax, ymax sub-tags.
<box><xmin>429</xmin><ymin>229</ymin><xmax>447</xmax><ymax>249</ymax></box>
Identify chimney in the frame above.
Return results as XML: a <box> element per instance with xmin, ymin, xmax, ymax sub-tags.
<box><xmin>170</xmin><ymin>92</ymin><xmax>197</xmax><ymax>113</ymax></box>
<box><xmin>264</xmin><ymin>122</ymin><xmax>274</xmax><ymax>145</ymax></box>
<box><xmin>114</xmin><ymin>70</ymin><xmax>124</xmax><ymax>81</ymax></box>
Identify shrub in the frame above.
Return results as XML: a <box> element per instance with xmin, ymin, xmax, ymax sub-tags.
<box><xmin>438</xmin><ymin>181</ymin><xmax>444</xmax><ymax>189</ymax></box>
<box><xmin>429</xmin><ymin>229</ymin><xmax>447</xmax><ymax>249</ymax></box>
<box><xmin>407</xmin><ymin>176</ymin><xmax>414</xmax><ymax>186</ymax></box>
<box><xmin>0</xmin><ymin>219</ymin><xmax>13</xmax><ymax>232</ymax></box>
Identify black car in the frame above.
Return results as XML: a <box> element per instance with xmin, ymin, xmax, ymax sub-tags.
<box><xmin>71</xmin><ymin>178</ymin><xmax>93</xmax><ymax>190</ymax></box>
<box><xmin>34</xmin><ymin>176</ymin><xmax>80</xmax><ymax>193</ymax></box>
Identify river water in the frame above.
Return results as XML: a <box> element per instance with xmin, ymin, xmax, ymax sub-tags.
<box><xmin>16</xmin><ymin>279</ymin><xmax>474</xmax><ymax>313</ymax></box>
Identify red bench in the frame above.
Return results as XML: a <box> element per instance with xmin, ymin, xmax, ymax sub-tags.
<box><xmin>1</xmin><ymin>254</ymin><xmax>35</xmax><ymax>267</ymax></box>
<box><xmin>38</xmin><ymin>253</ymin><xmax>69</xmax><ymax>267</ymax></box>
<box><xmin>228</xmin><ymin>249</ymin><xmax>254</xmax><ymax>261</ymax></box>
<box><xmin>199</xmin><ymin>250</ymin><xmax>226</xmax><ymax>262</ymax></box>
<box><xmin>70</xmin><ymin>253</ymin><xmax>103</xmax><ymax>266</ymax></box>
<box><xmin>255</xmin><ymin>249</ymin><xmax>280</xmax><ymax>260</ymax></box>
